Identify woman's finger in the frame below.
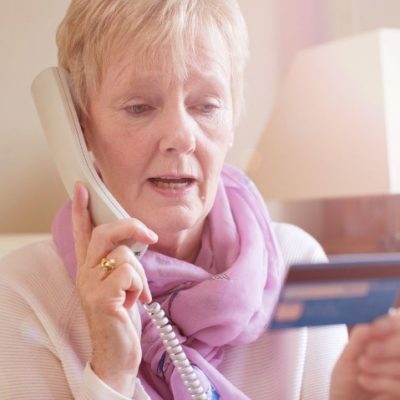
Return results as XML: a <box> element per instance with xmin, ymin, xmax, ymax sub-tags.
<box><xmin>104</xmin><ymin>263</ymin><xmax>145</xmax><ymax>308</ymax></box>
<box><xmin>85</xmin><ymin>219</ymin><xmax>158</xmax><ymax>269</ymax></box>
<box><xmin>72</xmin><ymin>181</ymin><xmax>92</xmax><ymax>267</ymax></box>
<box><xmin>98</xmin><ymin>245</ymin><xmax>152</xmax><ymax>304</ymax></box>
<box><xmin>364</xmin><ymin>334</ymin><xmax>400</xmax><ymax>360</ymax></box>
<box><xmin>369</xmin><ymin>313</ymin><xmax>400</xmax><ymax>339</ymax></box>
<box><xmin>340</xmin><ymin>323</ymin><xmax>372</xmax><ymax>362</ymax></box>
<box><xmin>88</xmin><ymin>262</ymin><xmax>145</xmax><ymax>311</ymax></box>
<box><xmin>358</xmin><ymin>374</ymin><xmax>400</xmax><ymax>397</ymax></box>
<box><xmin>358</xmin><ymin>356</ymin><xmax>400</xmax><ymax>379</ymax></box>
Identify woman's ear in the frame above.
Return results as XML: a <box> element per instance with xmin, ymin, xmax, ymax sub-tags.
<box><xmin>80</xmin><ymin>117</ymin><xmax>103</xmax><ymax>179</ymax></box>
<box><xmin>79</xmin><ymin>114</ymin><xmax>92</xmax><ymax>151</ymax></box>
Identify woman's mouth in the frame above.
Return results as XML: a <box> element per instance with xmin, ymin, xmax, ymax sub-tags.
<box><xmin>148</xmin><ymin>177</ymin><xmax>195</xmax><ymax>191</ymax></box>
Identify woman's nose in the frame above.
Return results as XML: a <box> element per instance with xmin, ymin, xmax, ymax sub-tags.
<box><xmin>158</xmin><ymin>108</ymin><xmax>196</xmax><ymax>155</ymax></box>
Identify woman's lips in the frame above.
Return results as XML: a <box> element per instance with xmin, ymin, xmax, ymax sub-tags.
<box><xmin>148</xmin><ymin>177</ymin><xmax>196</xmax><ymax>193</ymax></box>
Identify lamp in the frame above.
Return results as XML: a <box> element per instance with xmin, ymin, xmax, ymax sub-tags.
<box><xmin>249</xmin><ymin>29</ymin><xmax>400</xmax><ymax>201</ymax></box>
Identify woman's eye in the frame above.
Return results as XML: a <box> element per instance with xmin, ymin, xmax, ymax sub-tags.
<box><xmin>125</xmin><ymin>104</ymin><xmax>152</xmax><ymax>115</ymax></box>
<box><xmin>195</xmin><ymin>103</ymin><xmax>219</xmax><ymax>114</ymax></box>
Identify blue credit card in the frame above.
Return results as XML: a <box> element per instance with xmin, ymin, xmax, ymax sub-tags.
<box><xmin>270</xmin><ymin>256</ymin><xmax>400</xmax><ymax>329</ymax></box>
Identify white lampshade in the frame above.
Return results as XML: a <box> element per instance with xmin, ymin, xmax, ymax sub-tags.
<box><xmin>249</xmin><ymin>29</ymin><xmax>400</xmax><ymax>200</ymax></box>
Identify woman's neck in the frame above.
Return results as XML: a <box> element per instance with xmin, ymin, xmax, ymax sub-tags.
<box><xmin>149</xmin><ymin>221</ymin><xmax>204</xmax><ymax>264</ymax></box>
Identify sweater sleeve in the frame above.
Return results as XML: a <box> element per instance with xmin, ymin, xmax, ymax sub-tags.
<box><xmin>0</xmin><ymin>281</ymin><xmax>73</xmax><ymax>398</ymax></box>
<box><xmin>0</xmin><ymin>281</ymin><xmax>149</xmax><ymax>400</ymax></box>
<box><xmin>79</xmin><ymin>363</ymin><xmax>150</xmax><ymax>400</ymax></box>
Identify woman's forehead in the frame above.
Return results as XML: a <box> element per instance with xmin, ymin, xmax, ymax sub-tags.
<box><xmin>102</xmin><ymin>39</ymin><xmax>231</xmax><ymax>90</ymax></box>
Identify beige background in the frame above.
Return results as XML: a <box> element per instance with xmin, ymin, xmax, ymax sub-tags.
<box><xmin>1</xmin><ymin>0</ymin><xmax>400</xmax><ymax>233</ymax></box>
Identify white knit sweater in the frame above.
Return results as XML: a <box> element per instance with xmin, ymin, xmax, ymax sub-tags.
<box><xmin>0</xmin><ymin>224</ymin><xmax>348</xmax><ymax>399</ymax></box>
<box><xmin>0</xmin><ymin>240</ymin><xmax>149</xmax><ymax>399</ymax></box>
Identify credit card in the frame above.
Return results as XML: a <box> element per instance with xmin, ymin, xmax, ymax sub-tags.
<box><xmin>270</xmin><ymin>256</ymin><xmax>400</xmax><ymax>329</ymax></box>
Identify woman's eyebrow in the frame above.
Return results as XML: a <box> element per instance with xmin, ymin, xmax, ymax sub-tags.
<box><xmin>187</xmin><ymin>74</ymin><xmax>229</xmax><ymax>96</ymax></box>
<box><xmin>108</xmin><ymin>76</ymin><xmax>165</xmax><ymax>104</ymax></box>
<box><xmin>107</xmin><ymin>62</ymin><xmax>164</xmax><ymax>90</ymax></box>
<box><xmin>105</xmin><ymin>66</ymin><xmax>229</xmax><ymax>102</ymax></box>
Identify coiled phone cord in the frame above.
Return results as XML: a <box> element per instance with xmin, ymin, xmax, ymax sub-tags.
<box><xmin>144</xmin><ymin>302</ymin><xmax>209</xmax><ymax>400</ymax></box>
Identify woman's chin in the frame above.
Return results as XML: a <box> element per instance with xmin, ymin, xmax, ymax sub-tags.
<box><xmin>156</xmin><ymin>214</ymin><xmax>199</xmax><ymax>235</ymax></box>
<box><xmin>146</xmin><ymin>207</ymin><xmax>204</xmax><ymax>237</ymax></box>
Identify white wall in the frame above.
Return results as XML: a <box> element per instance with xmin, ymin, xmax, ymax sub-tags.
<box><xmin>0</xmin><ymin>0</ymin><xmax>69</xmax><ymax>233</ymax></box>
<box><xmin>228</xmin><ymin>0</ymin><xmax>279</xmax><ymax>168</ymax></box>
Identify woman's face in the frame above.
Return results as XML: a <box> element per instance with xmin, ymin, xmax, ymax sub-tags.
<box><xmin>83</xmin><ymin>38</ymin><xmax>234</xmax><ymax>240</ymax></box>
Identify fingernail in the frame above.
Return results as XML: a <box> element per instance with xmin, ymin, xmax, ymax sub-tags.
<box><xmin>146</xmin><ymin>293</ymin><xmax>153</xmax><ymax>304</ymax></box>
<box><xmin>142</xmin><ymin>289</ymin><xmax>152</xmax><ymax>305</ymax></box>
<box><xmin>148</xmin><ymin>230</ymin><xmax>158</xmax><ymax>241</ymax></box>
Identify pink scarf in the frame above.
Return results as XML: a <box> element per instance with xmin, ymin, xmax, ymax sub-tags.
<box><xmin>52</xmin><ymin>164</ymin><xmax>284</xmax><ymax>399</ymax></box>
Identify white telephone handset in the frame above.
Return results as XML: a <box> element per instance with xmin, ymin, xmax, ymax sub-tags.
<box><xmin>31</xmin><ymin>67</ymin><xmax>146</xmax><ymax>257</ymax></box>
<box><xmin>31</xmin><ymin>67</ymin><xmax>208</xmax><ymax>400</ymax></box>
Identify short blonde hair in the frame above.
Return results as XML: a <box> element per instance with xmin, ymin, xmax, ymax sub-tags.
<box><xmin>56</xmin><ymin>0</ymin><xmax>248</xmax><ymax>125</ymax></box>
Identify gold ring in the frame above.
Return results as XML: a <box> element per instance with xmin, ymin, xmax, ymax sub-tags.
<box><xmin>100</xmin><ymin>257</ymin><xmax>116</xmax><ymax>273</ymax></box>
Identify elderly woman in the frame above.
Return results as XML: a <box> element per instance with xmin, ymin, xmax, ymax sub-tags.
<box><xmin>2</xmin><ymin>1</ymin><xmax>400</xmax><ymax>399</ymax></box>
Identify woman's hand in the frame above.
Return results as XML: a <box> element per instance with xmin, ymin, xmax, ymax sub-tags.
<box><xmin>72</xmin><ymin>182</ymin><xmax>158</xmax><ymax>397</ymax></box>
<box><xmin>356</xmin><ymin>312</ymin><xmax>400</xmax><ymax>399</ymax></box>
<box><xmin>331</xmin><ymin>311</ymin><xmax>400</xmax><ymax>400</ymax></box>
